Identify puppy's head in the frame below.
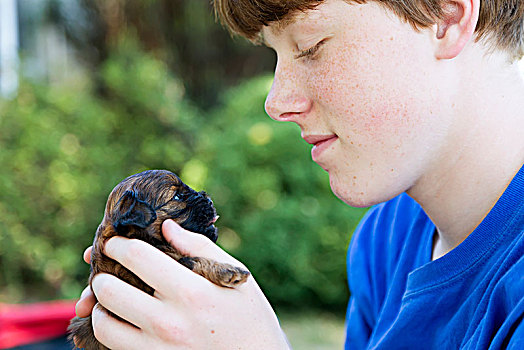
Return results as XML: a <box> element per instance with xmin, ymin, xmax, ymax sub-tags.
<box><xmin>100</xmin><ymin>170</ymin><xmax>218</xmax><ymax>244</ymax></box>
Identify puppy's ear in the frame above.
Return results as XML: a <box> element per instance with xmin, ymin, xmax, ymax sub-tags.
<box><xmin>113</xmin><ymin>190</ymin><xmax>157</xmax><ymax>234</ymax></box>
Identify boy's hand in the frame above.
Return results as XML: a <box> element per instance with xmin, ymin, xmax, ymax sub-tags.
<box><xmin>74</xmin><ymin>220</ymin><xmax>290</xmax><ymax>349</ymax></box>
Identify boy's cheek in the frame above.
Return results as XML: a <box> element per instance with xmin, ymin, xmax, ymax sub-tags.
<box><xmin>364</xmin><ymin>97</ymin><xmax>427</xmax><ymax>144</ymax></box>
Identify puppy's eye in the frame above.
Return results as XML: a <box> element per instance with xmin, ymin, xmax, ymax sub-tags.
<box><xmin>172</xmin><ymin>194</ymin><xmax>181</xmax><ymax>201</ymax></box>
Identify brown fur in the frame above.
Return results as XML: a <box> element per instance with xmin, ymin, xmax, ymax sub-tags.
<box><xmin>68</xmin><ymin>170</ymin><xmax>250</xmax><ymax>349</ymax></box>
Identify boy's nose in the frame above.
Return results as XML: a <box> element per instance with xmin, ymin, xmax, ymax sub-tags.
<box><xmin>264</xmin><ymin>62</ymin><xmax>311</xmax><ymax>122</ymax></box>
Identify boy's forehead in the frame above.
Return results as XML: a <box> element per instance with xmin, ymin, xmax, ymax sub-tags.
<box><xmin>261</xmin><ymin>5</ymin><xmax>325</xmax><ymax>45</ymax></box>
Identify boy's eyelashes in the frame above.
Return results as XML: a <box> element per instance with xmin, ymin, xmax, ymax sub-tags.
<box><xmin>294</xmin><ymin>39</ymin><xmax>328</xmax><ymax>60</ymax></box>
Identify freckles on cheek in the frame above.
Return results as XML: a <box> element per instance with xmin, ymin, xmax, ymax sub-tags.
<box><xmin>364</xmin><ymin>104</ymin><xmax>401</xmax><ymax>134</ymax></box>
<box><xmin>307</xmin><ymin>67</ymin><xmax>337</xmax><ymax>105</ymax></box>
<box><xmin>362</xmin><ymin>97</ymin><xmax>420</xmax><ymax>144</ymax></box>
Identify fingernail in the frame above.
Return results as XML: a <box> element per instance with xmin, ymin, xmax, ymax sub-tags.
<box><xmin>165</xmin><ymin>219</ymin><xmax>179</xmax><ymax>230</ymax></box>
<box><xmin>103</xmin><ymin>236</ymin><xmax>119</xmax><ymax>254</ymax></box>
<box><xmin>164</xmin><ymin>220</ymin><xmax>185</xmax><ymax>237</ymax></box>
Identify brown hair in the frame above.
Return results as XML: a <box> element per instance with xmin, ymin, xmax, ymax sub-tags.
<box><xmin>213</xmin><ymin>0</ymin><xmax>524</xmax><ymax>60</ymax></box>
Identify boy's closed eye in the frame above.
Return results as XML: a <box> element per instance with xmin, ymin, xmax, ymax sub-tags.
<box><xmin>294</xmin><ymin>39</ymin><xmax>328</xmax><ymax>60</ymax></box>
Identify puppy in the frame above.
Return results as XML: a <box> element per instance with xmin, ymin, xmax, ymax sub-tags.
<box><xmin>68</xmin><ymin>170</ymin><xmax>250</xmax><ymax>350</ymax></box>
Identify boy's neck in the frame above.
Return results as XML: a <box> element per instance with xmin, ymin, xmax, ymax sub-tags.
<box><xmin>407</xmin><ymin>52</ymin><xmax>524</xmax><ymax>260</ymax></box>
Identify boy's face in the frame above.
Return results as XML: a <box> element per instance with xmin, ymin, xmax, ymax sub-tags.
<box><xmin>263</xmin><ymin>0</ymin><xmax>453</xmax><ymax>207</ymax></box>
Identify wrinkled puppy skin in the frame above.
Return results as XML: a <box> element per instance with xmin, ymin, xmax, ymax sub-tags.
<box><xmin>68</xmin><ymin>170</ymin><xmax>250</xmax><ymax>350</ymax></box>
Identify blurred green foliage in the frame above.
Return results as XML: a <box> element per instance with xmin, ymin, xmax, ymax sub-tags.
<box><xmin>0</xmin><ymin>40</ymin><xmax>367</xmax><ymax>311</ymax></box>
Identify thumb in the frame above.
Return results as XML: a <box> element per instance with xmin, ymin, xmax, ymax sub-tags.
<box><xmin>162</xmin><ymin>219</ymin><xmax>245</xmax><ymax>268</ymax></box>
<box><xmin>83</xmin><ymin>246</ymin><xmax>93</xmax><ymax>264</ymax></box>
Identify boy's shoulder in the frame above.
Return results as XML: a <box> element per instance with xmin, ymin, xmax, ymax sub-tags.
<box><xmin>346</xmin><ymin>167</ymin><xmax>524</xmax><ymax>348</ymax></box>
<box><xmin>347</xmin><ymin>193</ymin><xmax>434</xmax><ymax>314</ymax></box>
<box><xmin>347</xmin><ymin>193</ymin><xmax>433</xmax><ymax>272</ymax></box>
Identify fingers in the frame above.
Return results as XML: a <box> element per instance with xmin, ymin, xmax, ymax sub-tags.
<box><xmin>162</xmin><ymin>219</ymin><xmax>246</xmax><ymax>268</ymax></box>
<box><xmin>75</xmin><ymin>286</ymin><xmax>96</xmax><ymax>318</ymax></box>
<box><xmin>91</xmin><ymin>303</ymin><xmax>146</xmax><ymax>350</ymax></box>
<box><xmin>103</xmin><ymin>237</ymin><xmax>207</xmax><ymax>294</ymax></box>
<box><xmin>83</xmin><ymin>246</ymin><xmax>93</xmax><ymax>264</ymax></box>
<box><xmin>92</xmin><ymin>273</ymin><xmax>160</xmax><ymax>330</ymax></box>
<box><xmin>76</xmin><ymin>246</ymin><xmax>95</xmax><ymax>318</ymax></box>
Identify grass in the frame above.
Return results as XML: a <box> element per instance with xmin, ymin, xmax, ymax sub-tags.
<box><xmin>279</xmin><ymin>312</ymin><xmax>346</xmax><ymax>350</ymax></box>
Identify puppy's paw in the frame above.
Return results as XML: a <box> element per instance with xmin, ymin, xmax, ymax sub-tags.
<box><xmin>177</xmin><ymin>256</ymin><xmax>250</xmax><ymax>288</ymax></box>
<box><xmin>216</xmin><ymin>264</ymin><xmax>250</xmax><ymax>288</ymax></box>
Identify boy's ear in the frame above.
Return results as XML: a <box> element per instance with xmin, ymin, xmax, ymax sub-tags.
<box><xmin>113</xmin><ymin>190</ymin><xmax>157</xmax><ymax>234</ymax></box>
<box><xmin>434</xmin><ymin>0</ymin><xmax>479</xmax><ymax>59</ymax></box>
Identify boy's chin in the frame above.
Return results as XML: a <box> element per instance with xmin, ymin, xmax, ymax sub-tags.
<box><xmin>329</xmin><ymin>175</ymin><xmax>402</xmax><ymax>208</ymax></box>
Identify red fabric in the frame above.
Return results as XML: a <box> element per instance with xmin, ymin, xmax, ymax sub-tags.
<box><xmin>0</xmin><ymin>300</ymin><xmax>77</xmax><ymax>349</ymax></box>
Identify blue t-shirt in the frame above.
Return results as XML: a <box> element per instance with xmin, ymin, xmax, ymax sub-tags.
<box><xmin>345</xmin><ymin>165</ymin><xmax>523</xmax><ymax>349</ymax></box>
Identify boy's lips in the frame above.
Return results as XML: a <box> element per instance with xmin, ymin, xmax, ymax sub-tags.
<box><xmin>302</xmin><ymin>134</ymin><xmax>339</xmax><ymax>161</ymax></box>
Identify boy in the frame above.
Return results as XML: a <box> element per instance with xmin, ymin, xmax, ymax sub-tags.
<box><xmin>75</xmin><ymin>0</ymin><xmax>523</xmax><ymax>348</ymax></box>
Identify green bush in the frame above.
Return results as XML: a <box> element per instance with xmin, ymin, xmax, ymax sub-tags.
<box><xmin>0</xmin><ymin>41</ymin><xmax>199</xmax><ymax>301</ymax></box>
<box><xmin>0</xmin><ymin>43</ymin><xmax>367</xmax><ymax>311</ymax></box>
